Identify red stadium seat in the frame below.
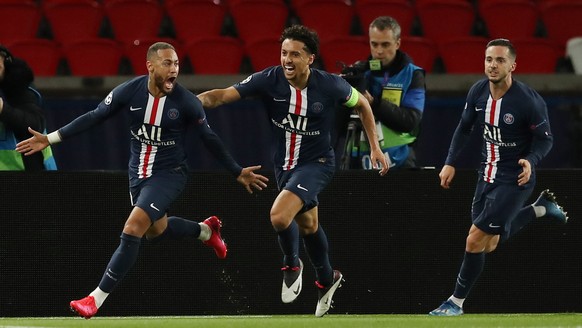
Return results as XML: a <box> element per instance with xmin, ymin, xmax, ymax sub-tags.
<box><xmin>0</xmin><ymin>2</ymin><xmax>42</xmax><ymax>44</ymax></box>
<box><xmin>479</xmin><ymin>0</ymin><xmax>539</xmax><ymax>39</ymax></box>
<box><xmin>104</xmin><ymin>0</ymin><xmax>164</xmax><ymax>43</ymax></box>
<box><xmin>245</xmin><ymin>37</ymin><xmax>282</xmax><ymax>71</ymax></box>
<box><xmin>319</xmin><ymin>36</ymin><xmax>369</xmax><ymax>73</ymax></box>
<box><xmin>401</xmin><ymin>36</ymin><xmax>438</xmax><ymax>73</ymax></box>
<box><xmin>6</xmin><ymin>39</ymin><xmax>62</xmax><ymax>77</ymax></box>
<box><xmin>355</xmin><ymin>0</ymin><xmax>416</xmax><ymax>36</ymax></box>
<box><xmin>540</xmin><ymin>1</ymin><xmax>582</xmax><ymax>48</ymax></box>
<box><xmin>42</xmin><ymin>0</ymin><xmax>104</xmax><ymax>43</ymax></box>
<box><xmin>512</xmin><ymin>38</ymin><xmax>560</xmax><ymax>73</ymax></box>
<box><xmin>439</xmin><ymin>36</ymin><xmax>488</xmax><ymax>74</ymax></box>
<box><xmin>229</xmin><ymin>0</ymin><xmax>289</xmax><ymax>43</ymax></box>
<box><xmin>124</xmin><ymin>38</ymin><xmax>182</xmax><ymax>75</ymax></box>
<box><xmin>416</xmin><ymin>0</ymin><xmax>475</xmax><ymax>46</ymax></box>
<box><xmin>294</xmin><ymin>0</ymin><xmax>354</xmax><ymax>41</ymax></box>
<box><xmin>165</xmin><ymin>0</ymin><xmax>227</xmax><ymax>42</ymax></box>
<box><xmin>63</xmin><ymin>38</ymin><xmax>123</xmax><ymax>76</ymax></box>
<box><xmin>185</xmin><ymin>36</ymin><xmax>244</xmax><ymax>74</ymax></box>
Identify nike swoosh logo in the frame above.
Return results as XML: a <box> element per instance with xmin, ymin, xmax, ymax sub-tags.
<box><xmin>297</xmin><ymin>184</ymin><xmax>308</xmax><ymax>191</ymax></box>
<box><xmin>273</xmin><ymin>98</ymin><xmax>286</xmax><ymax>102</ymax></box>
<box><xmin>130</xmin><ymin>106</ymin><xmax>142</xmax><ymax>111</ymax></box>
<box><xmin>293</xmin><ymin>285</ymin><xmax>300</xmax><ymax>295</ymax></box>
<box><xmin>488</xmin><ymin>223</ymin><xmax>500</xmax><ymax>228</ymax></box>
<box><xmin>475</xmin><ymin>107</ymin><xmax>483</xmax><ymax>111</ymax></box>
<box><xmin>150</xmin><ymin>203</ymin><xmax>160</xmax><ymax>211</ymax></box>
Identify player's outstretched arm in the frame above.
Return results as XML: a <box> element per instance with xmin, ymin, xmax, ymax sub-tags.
<box><xmin>237</xmin><ymin>165</ymin><xmax>269</xmax><ymax>194</ymax></box>
<box><xmin>15</xmin><ymin>127</ymin><xmax>50</xmax><ymax>156</ymax></box>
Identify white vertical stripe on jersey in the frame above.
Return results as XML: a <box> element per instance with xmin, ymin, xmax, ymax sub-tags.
<box><xmin>484</xmin><ymin>96</ymin><xmax>501</xmax><ymax>182</ymax></box>
<box><xmin>284</xmin><ymin>86</ymin><xmax>308</xmax><ymax>170</ymax></box>
<box><xmin>138</xmin><ymin>95</ymin><xmax>166</xmax><ymax>178</ymax></box>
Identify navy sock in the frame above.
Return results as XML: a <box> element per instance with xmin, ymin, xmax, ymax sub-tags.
<box><xmin>98</xmin><ymin>233</ymin><xmax>141</xmax><ymax>293</ymax></box>
<box><xmin>501</xmin><ymin>206</ymin><xmax>536</xmax><ymax>242</ymax></box>
<box><xmin>453</xmin><ymin>251</ymin><xmax>485</xmax><ymax>299</ymax></box>
<box><xmin>303</xmin><ymin>224</ymin><xmax>333</xmax><ymax>287</ymax></box>
<box><xmin>277</xmin><ymin>221</ymin><xmax>300</xmax><ymax>267</ymax></box>
<box><xmin>149</xmin><ymin>216</ymin><xmax>201</xmax><ymax>243</ymax></box>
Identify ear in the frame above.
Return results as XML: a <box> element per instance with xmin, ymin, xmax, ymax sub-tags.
<box><xmin>308</xmin><ymin>54</ymin><xmax>315</xmax><ymax>65</ymax></box>
<box><xmin>510</xmin><ymin>61</ymin><xmax>517</xmax><ymax>72</ymax></box>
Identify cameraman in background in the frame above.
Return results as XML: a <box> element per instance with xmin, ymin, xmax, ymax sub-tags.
<box><xmin>0</xmin><ymin>44</ymin><xmax>56</xmax><ymax>170</ymax></box>
<box><xmin>339</xmin><ymin>16</ymin><xmax>425</xmax><ymax>169</ymax></box>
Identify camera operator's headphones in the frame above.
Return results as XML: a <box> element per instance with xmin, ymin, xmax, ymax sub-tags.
<box><xmin>0</xmin><ymin>44</ymin><xmax>14</xmax><ymax>63</ymax></box>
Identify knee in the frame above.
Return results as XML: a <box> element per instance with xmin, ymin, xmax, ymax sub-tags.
<box><xmin>270</xmin><ymin>209</ymin><xmax>290</xmax><ymax>231</ymax></box>
<box><xmin>465</xmin><ymin>234</ymin><xmax>485</xmax><ymax>253</ymax></box>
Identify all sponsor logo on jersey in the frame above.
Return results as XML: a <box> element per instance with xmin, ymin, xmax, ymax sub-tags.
<box><xmin>137</xmin><ymin>125</ymin><xmax>162</xmax><ymax>142</ymax></box>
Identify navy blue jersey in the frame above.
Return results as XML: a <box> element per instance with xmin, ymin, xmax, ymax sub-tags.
<box><xmin>446</xmin><ymin>78</ymin><xmax>553</xmax><ymax>184</ymax></box>
<box><xmin>57</xmin><ymin>76</ymin><xmax>223</xmax><ymax>182</ymax></box>
<box><xmin>234</xmin><ymin>66</ymin><xmax>355</xmax><ymax>170</ymax></box>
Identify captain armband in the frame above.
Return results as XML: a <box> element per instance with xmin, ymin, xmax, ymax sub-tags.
<box><xmin>46</xmin><ymin>131</ymin><xmax>62</xmax><ymax>145</ymax></box>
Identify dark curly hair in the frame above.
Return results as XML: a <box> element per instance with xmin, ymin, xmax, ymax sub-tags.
<box><xmin>279</xmin><ymin>25</ymin><xmax>319</xmax><ymax>57</ymax></box>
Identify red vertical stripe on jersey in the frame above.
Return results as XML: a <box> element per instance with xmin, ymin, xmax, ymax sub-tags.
<box><xmin>485</xmin><ymin>98</ymin><xmax>497</xmax><ymax>182</ymax></box>
<box><xmin>141</xmin><ymin>97</ymin><xmax>160</xmax><ymax>177</ymax></box>
<box><xmin>286</xmin><ymin>89</ymin><xmax>302</xmax><ymax>170</ymax></box>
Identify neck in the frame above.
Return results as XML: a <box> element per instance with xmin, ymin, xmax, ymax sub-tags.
<box><xmin>489</xmin><ymin>75</ymin><xmax>512</xmax><ymax>100</ymax></box>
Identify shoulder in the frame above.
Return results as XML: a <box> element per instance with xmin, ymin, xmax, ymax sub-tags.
<box><xmin>310</xmin><ymin>68</ymin><xmax>348</xmax><ymax>88</ymax></box>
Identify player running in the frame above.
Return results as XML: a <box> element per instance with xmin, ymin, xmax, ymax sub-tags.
<box><xmin>429</xmin><ymin>38</ymin><xmax>568</xmax><ymax>316</ymax></box>
<box><xmin>16</xmin><ymin>42</ymin><xmax>268</xmax><ymax>319</ymax></box>
<box><xmin>198</xmin><ymin>25</ymin><xmax>389</xmax><ymax>317</ymax></box>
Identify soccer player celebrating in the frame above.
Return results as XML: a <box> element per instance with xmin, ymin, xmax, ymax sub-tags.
<box><xmin>429</xmin><ymin>38</ymin><xmax>568</xmax><ymax>316</ymax></box>
<box><xmin>16</xmin><ymin>42</ymin><xmax>268</xmax><ymax>319</ymax></box>
<box><xmin>198</xmin><ymin>25</ymin><xmax>389</xmax><ymax>317</ymax></box>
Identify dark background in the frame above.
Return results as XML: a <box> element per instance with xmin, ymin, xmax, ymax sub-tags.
<box><xmin>0</xmin><ymin>169</ymin><xmax>579</xmax><ymax>317</ymax></box>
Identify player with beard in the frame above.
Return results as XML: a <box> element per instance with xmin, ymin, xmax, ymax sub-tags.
<box><xmin>429</xmin><ymin>39</ymin><xmax>568</xmax><ymax>316</ymax></box>
<box><xmin>16</xmin><ymin>42</ymin><xmax>268</xmax><ymax>319</ymax></box>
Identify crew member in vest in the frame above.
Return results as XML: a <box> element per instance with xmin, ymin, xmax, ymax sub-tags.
<box><xmin>341</xmin><ymin>16</ymin><xmax>425</xmax><ymax>169</ymax></box>
<box><xmin>0</xmin><ymin>44</ymin><xmax>56</xmax><ymax>170</ymax></box>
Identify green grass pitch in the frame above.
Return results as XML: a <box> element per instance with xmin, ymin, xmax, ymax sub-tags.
<box><xmin>1</xmin><ymin>314</ymin><xmax>581</xmax><ymax>328</ymax></box>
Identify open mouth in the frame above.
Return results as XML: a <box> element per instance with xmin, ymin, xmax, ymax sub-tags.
<box><xmin>165</xmin><ymin>77</ymin><xmax>176</xmax><ymax>89</ymax></box>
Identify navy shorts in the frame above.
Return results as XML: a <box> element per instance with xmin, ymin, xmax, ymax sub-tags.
<box><xmin>275</xmin><ymin>161</ymin><xmax>335</xmax><ymax>213</ymax></box>
<box><xmin>129</xmin><ymin>167</ymin><xmax>188</xmax><ymax>222</ymax></box>
<box><xmin>471</xmin><ymin>176</ymin><xmax>534</xmax><ymax>235</ymax></box>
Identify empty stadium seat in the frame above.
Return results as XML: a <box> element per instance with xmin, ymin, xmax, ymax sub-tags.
<box><xmin>62</xmin><ymin>38</ymin><xmax>123</xmax><ymax>76</ymax></box>
<box><xmin>294</xmin><ymin>0</ymin><xmax>354</xmax><ymax>41</ymax></box>
<box><xmin>165</xmin><ymin>0</ymin><xmax>227</xmax><ymax>43</ymax></box>
<box><xmin>479</xmin><ymin>0</ymin><xmax>539</xmax><ymax>39</ymax></box>
<box><xmin>416</xmin><ymin>0</ymin><xmax>475</xmax><ymax>46</ymax></box>
<box><xmin>439</xmin><ymin>36</ymin><xmax>488</xmax><ymax>73</ymax></box>
<box><xmin>540</xmin><ymin>1</ymin><xmax>582</xmax><ymax>48</ymax></box>
<box><xmin>566</xmin><ymin>37</ymin><xmax>582</xmax><ymax>75</ymax></box>
<box><xmin>512</xmin><ymin>38</ymin><xmax>560</xmax><ymax>73</ymax></box>
<box><xmin>42</xmin><ymin>0</ymin><xmax>104</xmax><ymax>43</ymax></box>
<box><xmin>401</xmin><ymin>36</ymin><xmax>438</xmax><ymax>73</ymax></box>
<box><xmin>6</xmin><ymin>39</ymin><xmax>61</xmax><ymax>77</ymax></box>
<box><xmin>105</xmin><ymin>0</ymin><xmax>164</xmax><ymax>43</ymax></box>
<box><xmin>0</xmin><ymin>2</ymin><xmax>42</xmax><ymax>44</ymax></box>
<box><xmin>229</xmin><ymin>0</ymin><xmax>289</xmax><ymax>44</ymax></box>
<box><xmin>185</xmin><ymin>36</ymin><xmax>244</xmax><ymax>74</ymax></box>
<box><xmin>319</xmin><ymin>36</ymin><xmax>369</xmax><ymax>73</ymax></box>
<box><xmin>245</xmin><ymin>37</ymin><xmax>282</xmax><ymax>71</ymax></box>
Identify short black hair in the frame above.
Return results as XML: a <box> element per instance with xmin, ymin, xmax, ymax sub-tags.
<box><xmin>486</xmin><ymin>38</ymin><xmax>517</xmax><ymax>60</ymax></box>
<box><xmin>280</xmin><ymin>25</ymin><xmax>319</xmax><ymax>56</ymax></box>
